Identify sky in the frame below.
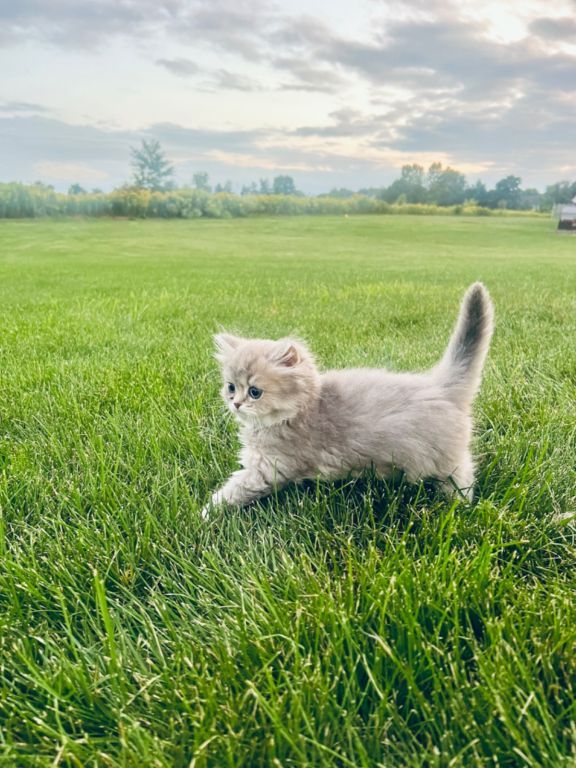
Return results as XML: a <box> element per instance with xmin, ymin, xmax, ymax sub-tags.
<box><xmin>1</xmin><ymin>0</ymin><xmax>575</xmax><ymax>194</ymax></box>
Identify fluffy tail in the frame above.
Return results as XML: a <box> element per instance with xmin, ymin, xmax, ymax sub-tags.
<box><xmin>434</xmin><ymin>283</ymin><xmax>494</xmax><ymax>405</ymax></box>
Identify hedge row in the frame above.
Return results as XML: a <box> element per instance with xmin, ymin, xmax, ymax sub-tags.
<box><xmin>0</xmin><ymin>184</ymin><xmax>547</xmax><ymax>219</ymax></box>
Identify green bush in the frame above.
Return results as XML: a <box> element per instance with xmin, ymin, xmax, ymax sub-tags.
<box><xmin>0</xmin><ymin>183</ymin><xmax>549</xmax><ymax>220</ymax></box>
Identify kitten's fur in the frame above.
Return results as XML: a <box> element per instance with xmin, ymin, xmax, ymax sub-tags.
<box><xmin>204</xmin><ymin>283</ymin><xmax>493</xmax><ymax>516</ymax></box>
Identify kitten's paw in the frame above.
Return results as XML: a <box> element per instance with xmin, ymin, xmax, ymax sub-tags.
<box><xmin>201</xmin><ymin>490</ymin><xmax>226</xmax><ymax>519</ymax></box>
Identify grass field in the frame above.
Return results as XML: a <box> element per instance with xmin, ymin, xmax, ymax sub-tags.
<box><xmin>0</xmin><ymin>215</ymin><xmax>574</xmax><ymax>767</ymax></box>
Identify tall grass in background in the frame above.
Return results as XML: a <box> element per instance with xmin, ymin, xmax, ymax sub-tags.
<box><xmin>0</xmin><ymin>182</ymin><xmax>550</xmax><ymax>219</ymax></box>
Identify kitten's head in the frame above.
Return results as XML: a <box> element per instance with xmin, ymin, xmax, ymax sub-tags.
<box><xmin>214</xmin><ymin>332</ymin><xmax>320</xmax><ymax>426</ymax></box>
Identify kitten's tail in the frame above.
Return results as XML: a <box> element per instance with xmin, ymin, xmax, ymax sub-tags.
<box><xmin>434</xmin><ymin>283</ymin><xmax>494</xmax><ymax>405</ymax></box>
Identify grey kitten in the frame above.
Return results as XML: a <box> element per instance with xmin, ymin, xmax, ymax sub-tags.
<box><xmin>203</xmin><ymin>283</ymin><xmax>493</xmax><ymax>517</ymax></box>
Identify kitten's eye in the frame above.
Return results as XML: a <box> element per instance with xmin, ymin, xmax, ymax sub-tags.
<box><xmin>248</xmin><ymin>386</ymin><xmax>263</xmax><ymax>400</ymax></box>
<box><xmin>227</xmin><ymin>383</ymin><xmax>235</xmax><ymax>394</ymax></box>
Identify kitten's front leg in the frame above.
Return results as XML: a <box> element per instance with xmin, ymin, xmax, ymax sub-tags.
<box><xmin>201</xmin><ymin>468</ymin><xmax>278</xmax><ymax>519</ymax></box>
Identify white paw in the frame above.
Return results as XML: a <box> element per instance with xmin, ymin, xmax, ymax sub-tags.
<box><xmin>201</xmin><ymin>490</ymin><xmax>225</xmax><ymax>520</ymax></box>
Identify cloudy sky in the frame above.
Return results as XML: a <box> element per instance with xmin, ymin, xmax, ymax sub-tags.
<box><xmin>1</xmin><ymin>0</ymin><xmax>575</xmax><ymax>193</ymax></box>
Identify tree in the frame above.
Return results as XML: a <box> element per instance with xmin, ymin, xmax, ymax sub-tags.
<box><xmin>259</xmin><ymin>178</ymin><xmax>272</xmax><ymax>195</ymax></box>
<box><xmin>358</xmin><ymin>187</ymin><xmax>384</xmax><ymax>198</ymax></box>
<box><xmin>326</xmin><ymin>187</ymin><xmax>355</xmax><ymax>199</ymax></box>
<box><xmin>130</xmin><ymin>139</ymin><xmax>175</xmax><ymax>191</ymax></box>
<box><xmin>381</xmin><ymin>164</ymin><xmax>426</xmax><ymax>203</ymax></box>
<box><xmin>518</xmin><ymin>188</ymin><xmax>542</xmax><ymax>211</ymax></box>
<box><xmin>419</xmin><ymin>163</ymin><xmax>467</xmax><ymax>206</ymax></box>
<box><xmin>272</xmin><ymin>175</ymin><xmax>296</xmax><ymax>195</ymax></box>
<box><xmin>427</xmin><ymin>165</ymin><xmax>467</xmax><ymax>206</ymax></box>
<box><xmin>402</xmin><ymin>163</ymin><xmax>426</xmax><ymax>188</ymax></box>
<box><xmin>491</xmin><ymin>175</ymin><xmax>522</xmax><ymax>209</ymax></box>
<box><xmin>214</xmin><ymin>180</ymin><xmax>233</xmax><ymax>194</ymax></box>
<box><xmin>542</xmin><ymin>180</ymin><xmax>576</xmax><ymax>210</ymax></box>
<box><xmin>193</xmin><ymin>172</ymin><xmax>211</xmax><ymax>192</ymax></box>
<box><xmin>465</xmin><ymin>180</ymin><xmax>489</xmax><ymax>206</ymax></box>
<box><xmin>426</xmin><ymin>162</ymin><xmax>443</xmax><ymax>192</ymax></box>
<box><xmin>68</xmin><ymin>183</ymin><xmax>87</xmax><ymax>195</ymax></box>
<box><xmin>401</xmin><ymin>164</ymin><xmax>427</xmax><ymax>202</ymax></box>
<box><xmin>381</xmin><ymin>179</ymin><xmax>409</xmax><ymax>203</ymax></box>
<box><xmin>241</xmin><ymin>182</ymin><xmax>259</xmax><ymax>195</ymax></box>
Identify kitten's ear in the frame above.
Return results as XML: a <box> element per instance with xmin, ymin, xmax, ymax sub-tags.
<box><xmin>214</xmin><ymin>332</ymin><xmax>243</xmax><ymax>361</ymax></box>
<box><xmin>269</xmin><ymin>340</ymin><xmax>301</xmax><ymax>368</ymax></box>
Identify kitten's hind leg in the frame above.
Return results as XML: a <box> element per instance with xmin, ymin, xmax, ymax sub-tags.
<box><xmin>440</xmin><ymin>476</ymin><xmax>473</xmax><ymax>501</ymax></box>
<box><xmin>439</xmin><ymin>457</ymin><xmax>475</xmax><ymax>502</ymax></box>
<box><xmin>201</xmin><ymin>468</ymin><xmax>279</xmax><ymax>518</ymax></box>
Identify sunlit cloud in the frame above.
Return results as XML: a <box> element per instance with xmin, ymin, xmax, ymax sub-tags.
<box><xmin>33</xmin><ymin>162</ymin><xmax>109</xmax><ymax>182</ymax></box>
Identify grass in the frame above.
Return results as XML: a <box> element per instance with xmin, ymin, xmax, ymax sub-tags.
<box><xmin>0</xmin><ymin>215</ymin><xmax>574</xmax><ymax>767</ymax></box>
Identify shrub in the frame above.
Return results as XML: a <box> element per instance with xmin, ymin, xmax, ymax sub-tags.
<box><xmin>0</xmin><ymin>183</ymin><xmax>549</xmax><ymax>220</ymax></box>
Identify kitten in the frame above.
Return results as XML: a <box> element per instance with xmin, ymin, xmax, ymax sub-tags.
<box><xmin>203</xmin><ymin>283</ymin><xmax>493</xmax><ymax>517</ymax></box>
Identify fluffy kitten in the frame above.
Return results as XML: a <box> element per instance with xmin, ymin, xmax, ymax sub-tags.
<box><xmin>203</xmin><ymin>283</ymin><xmax>493</xmax><ymax>516</ymax></box>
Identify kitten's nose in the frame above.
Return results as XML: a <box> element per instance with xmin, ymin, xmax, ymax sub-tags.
<box><xmin>234</xmin><ymin>402</ymin><xmax>241</xmax><ymax>410</ymax></box>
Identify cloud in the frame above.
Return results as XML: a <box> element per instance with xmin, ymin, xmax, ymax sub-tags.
<box><xmin>0</xmin><ymin>101</ymin><xmax>50</xmax><ymax>114</ymax></box>
<box><xmin>0</xmin><ymin>108</ymin><xmax>573</xmax><ymax>194</ymax></box>
<box><xmin>388</xmin><ymin>94</ymin><xmax>575</xmax><ymax>156</ymax></box>
<box><xmin>0</xmin><ymin>0</ymin><xmax>282</xmax><ymax>54</ymax></box>
<box><xmin>0</xmin><ymin>116</ymin><xmax>133</xmax><ymax>162</ymax></box>
<box><xmin>141</xmin><ymin>122</ymin><xmax>267</xmax><ymax>153</ymax></box>
<box><xmin>281</xmin><ymin>9</ymin><xmax>576</xmax><ymax>183</ymax></box>
<box><xmin>0</xmin><ymin>0</ymin><xmax>174</xmax><ymax>47</ymax></box>
<box><xmin>156</xmin><ymin>58</ymin><xmax>200</xmax><ymax>77</ymax></box>
<box><xmin>32</xmin><ymin>161</ymin><xmax>108</xmax><ymax>182</ymax></box>
<box><xmin>155</xmin><ymin>58</ymin><xmax>261</xmax><ymax>90</ymax></box>
<box><xmin>316</xmin><ymin>17</ymin><xmax>576</xmax><ymax>99</ymax></box>
<box><xmin>0</xmin><ymin>115</ymin><xmax>271</xmax><ymax>174</ymax></box>
<box><xmin>171</xmin><ymin>0</ymin><xmax>278</xmax><ymax>61</ymax></box>
<box><xmin>294</xmin><ymin>108</ymin><xmax>386</xmax><ymax>138</ymax></box>
<box><xmin>205</xmin><ymin>149</ymin><xmax>332</xmax><ymax>172</ymax></box>
<box><xmin>0</xmin><ymin>113</ymin><xmax>418</xmax><ymax>192</ymax></box>
<box><xmin>530</xmin><ymin>16</ymin><xmax>576</xmax><ymax>41</ymax></box>
<box><xmin>275</xmin><ymin>57</ymin><xmax>349</xmax><ymax>93</ymax></box>
<box><xmin>209</xmin><ymin>70</ymin><xmax>262</xmax><ymax>91</ymax></box>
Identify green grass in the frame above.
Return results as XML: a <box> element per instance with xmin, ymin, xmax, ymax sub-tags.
<box><xmin>0</xmin><ymin>215</ymin><xmax>574</xmax><ymax>767</ymax></box>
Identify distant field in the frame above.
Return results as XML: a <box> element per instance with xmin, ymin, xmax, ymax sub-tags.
<box><xmin>0</xmin><ymin>216</ymin><xmax>574</xmax><ymax>766</ymax></box>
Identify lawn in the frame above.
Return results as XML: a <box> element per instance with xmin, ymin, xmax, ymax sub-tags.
<box><xmin>0</xmin><ymin>215</ymin><xmax>574</xmax><ymax>767</ymax></box>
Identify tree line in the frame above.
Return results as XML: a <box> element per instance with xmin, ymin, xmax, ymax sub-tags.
<box><xmin>326</xmin><ymin>164</ymin><xmax>576</xmax><ymax>211</ymax></box>
<box><xmin>125</xmin><ymin>140</ymin><xmax>575</xmax><ymax>211</ymax></box>
<box><xmin>0</xmin><ymin>139</ymin><xmax>573</xmax><ymax>219</ymax></box>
